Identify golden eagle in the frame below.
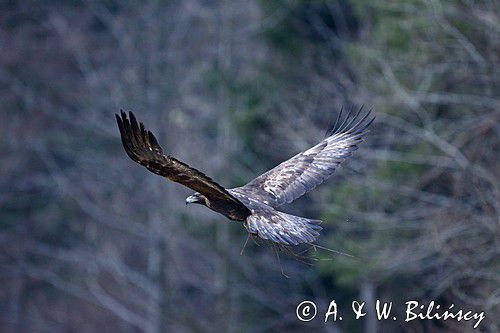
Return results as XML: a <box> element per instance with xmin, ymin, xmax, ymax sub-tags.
<box><xmin>116</xmin><ymin>108</ymin><xmax>374</xmax><ymax>246</ymax></box>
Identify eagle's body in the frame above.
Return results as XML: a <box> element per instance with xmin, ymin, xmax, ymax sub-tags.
<box><xmin>116</xmin><ymin>108</ymin><xmax>373</xmax><ymax>246</ymax></box>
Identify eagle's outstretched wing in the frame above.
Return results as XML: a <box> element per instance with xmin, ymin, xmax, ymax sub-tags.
<box><xmin>116</xmin><ymin>111</ymin><xmax>249</xmax><ymax>216</ymax></box>
<box><xmin>236</xmin><ymin>107</ymin><xmax>374</xmax><ymax>207</ymax></box>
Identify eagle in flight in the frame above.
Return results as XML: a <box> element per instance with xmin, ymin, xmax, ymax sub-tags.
<box><xmin>116</xmin><ymin>108</ymin><xmax>374</xmax><ymax>246</ymax></box>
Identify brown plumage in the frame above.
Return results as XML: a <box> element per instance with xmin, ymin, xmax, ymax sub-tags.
<box><xmin>116</xmin><ymin>107</ymin><xmax>374</xmax><ymax>246</ymax></box>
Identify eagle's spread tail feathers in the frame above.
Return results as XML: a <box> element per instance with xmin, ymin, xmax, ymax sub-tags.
<box><xmin>245</xmin><ymin>210</ymin><xmax>322</xmax><ymax>246</ymax></box>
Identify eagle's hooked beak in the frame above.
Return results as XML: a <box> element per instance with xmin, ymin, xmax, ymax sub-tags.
<box><xmin>185</xmin><ymin>195</ymin><xmax>199</xmax><ymax>205</ymax></box>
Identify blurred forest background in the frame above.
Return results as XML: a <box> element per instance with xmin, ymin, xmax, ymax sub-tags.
<box><xmin>1</xmin><ymin>0</ymin><xmax>498</xmax><ymax>332</ymax></box>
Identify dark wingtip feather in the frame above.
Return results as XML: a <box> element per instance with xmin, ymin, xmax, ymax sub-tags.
<box><xmin>359</xmin><ymin>115</ymin><xmax>376</xmax><ymax>133</ymax></box>
<box><xmin>148</xmin><ymin>130</ymin><xmax>160</xmax><ymax>147</ymax></box>
<box><xmin>115</xmin><ymin>113</ymin><xmax>125</xmax><ymax>137</ymax></box>
<box><xmin>335</xmin><ymin>105</ymin><xmax>355</xmax><ymax>135</ymax></box>
<box><xmin>325</xmin><ymin>105</ymin><xmax>344</xmax><ymax>138</ymax></box>
<box><xmin>128</xmin><ymin>111</ymin><xmax>138</xmax><ymax>127</ymax></box>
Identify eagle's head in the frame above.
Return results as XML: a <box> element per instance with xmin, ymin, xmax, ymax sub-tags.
<box><xmin>185</xmin><ymin>192</ymin><xmax>206</xmax><ymax>206</ymax></box>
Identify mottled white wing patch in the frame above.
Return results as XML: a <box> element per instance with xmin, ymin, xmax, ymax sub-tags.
<box><xmin>236</xmin><ymin>107</ymin><xmax>374</xmax><ymax>208</ymax></box>
<box><xmin>245</xmin><ymin>209</ymin><xmax>322</xmax><ymax>245</ymax></box>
